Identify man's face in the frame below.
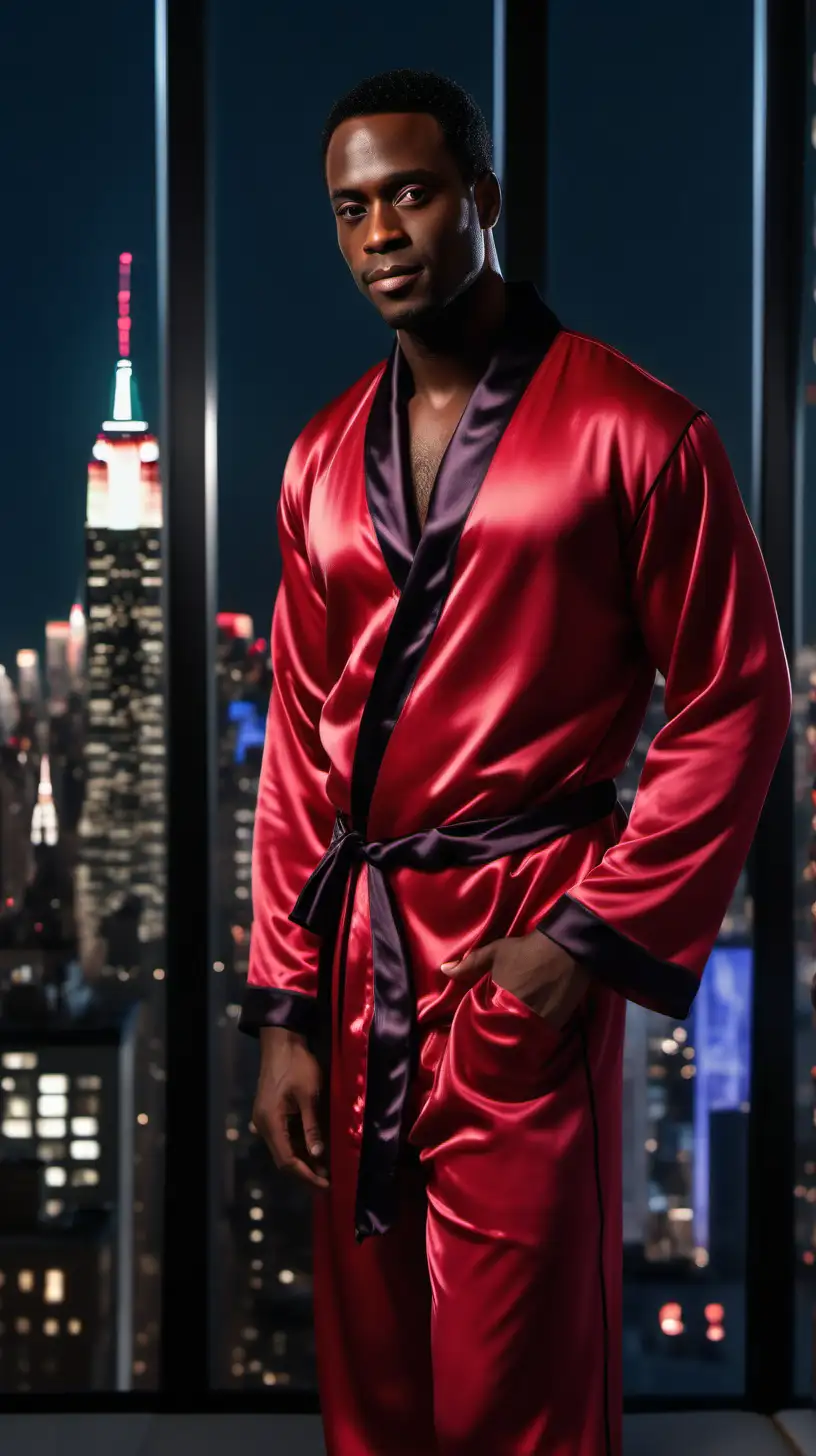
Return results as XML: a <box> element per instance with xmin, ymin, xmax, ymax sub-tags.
<box><xmin>325</xmin><ymin>112</ymin><xmax>490</xmax><ymax>330</ymax></box>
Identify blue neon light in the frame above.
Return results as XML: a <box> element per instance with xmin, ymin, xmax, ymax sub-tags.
<box><xmin>228</xmin><ymin>699</ymin><xmax>266</xmax><ymax>765</ymax></box>
<box><xmin>692</xmin><ymin>944</ymin><xmax>753</xmax><ymax>1249</ymax></box>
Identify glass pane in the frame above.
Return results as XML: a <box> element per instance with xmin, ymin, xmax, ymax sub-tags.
<box><xmin>210</xmin><ymin>19</ymin><xmax>493</xmax><ymax>1390</ymax></box>
<box><xmin>0</xmin><ymin>2</ymin><xmax>161</xmax><ymax>1390</ymax></box>
<box><xmin>795</xmin><ymin>8</ymin><xmax>816</xmax><ymax>1400</ymax></box>
<box><xmin>548</xmin><ymin>0</ymin><xmax>756</xmax><ymax>1395</ymax></box>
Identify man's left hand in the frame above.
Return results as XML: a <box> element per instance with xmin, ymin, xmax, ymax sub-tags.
<box><xmin>440</xmin><ymin>932</ymin><xmax>591</xmax><ymax>1030</ymax></box>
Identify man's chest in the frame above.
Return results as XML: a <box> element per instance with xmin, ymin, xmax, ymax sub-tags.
<box><xmin>408</xmin><ymin>396</ymin><xmax>469</xmax><ymax>530</ymax></box>
<box><xmin>306</xmin><ymin>389</ymin><xmax>625</xmax><ymax>638</ymax></box>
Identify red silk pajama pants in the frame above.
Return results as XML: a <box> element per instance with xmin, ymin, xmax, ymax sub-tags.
<box><xmin>313</xmin><ymin>975</ymin><xmax>626</xmax><ymax>1456</ymax></box>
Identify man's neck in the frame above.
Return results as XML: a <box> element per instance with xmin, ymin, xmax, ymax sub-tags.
<box><xmin>397</xmin><ymin>268</ymin><xmax>507</xmax><ymax>407</ymax></box>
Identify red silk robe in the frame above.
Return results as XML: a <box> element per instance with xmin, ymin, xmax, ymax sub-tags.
<box><xmin>239</xmin><ymin>282</ymin><xmax>790</xmax><ymax>1455</ymax></box>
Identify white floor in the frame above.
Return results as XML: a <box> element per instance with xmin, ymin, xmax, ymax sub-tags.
<box><xmin>0</xmin><ymin>1411</ymin><xmax>807</xmax><ymax>1455</ymax></box>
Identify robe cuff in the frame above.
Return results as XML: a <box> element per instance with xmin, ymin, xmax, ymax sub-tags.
<box><xmin>237</xmin><ymin>986</ymin><xmax>319</xmax><ymax>1040</ymax></box>
<box><xmin>536</xmin><ymin>893</ymin><xmax>699</xmax><ymax>1019</ymax></box>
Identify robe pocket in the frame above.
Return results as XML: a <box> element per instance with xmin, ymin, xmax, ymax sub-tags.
<box><xmin>475</xmin><ymin>973</ymin><xmax>581</xmax><ymax>1091</ymax></box>
<box><xmin>409</xmin><ymin>973</ymin><xmax>588</xmax><ymax>1153</ymax></box>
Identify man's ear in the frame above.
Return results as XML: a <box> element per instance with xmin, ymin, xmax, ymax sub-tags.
<box><xmin>475</xmin><ymin>170</ymin><xmax>502</xmax><ymax>232</ymax></box>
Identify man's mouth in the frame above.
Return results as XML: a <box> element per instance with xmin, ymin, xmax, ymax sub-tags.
<box><xmin>367</xmin><ymin>266</ymin><xmax>423</xmax><ymax>295</ymax></box>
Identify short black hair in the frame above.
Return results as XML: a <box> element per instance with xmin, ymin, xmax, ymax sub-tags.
<box><xmin>321</xmin><ymin>69</ymin><xmax>493</xmax><ymax>186</ymax></box>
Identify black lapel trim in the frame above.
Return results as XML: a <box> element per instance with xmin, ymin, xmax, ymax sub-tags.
<box><xmin>353</xmin><ymin>282</ymin><xmax>562</xmax><ymax>831</ymax></box>
<box><xmin>364</xmin><ymin>350</ymin><xmax>417</xmax><ymax>591</ymax></box>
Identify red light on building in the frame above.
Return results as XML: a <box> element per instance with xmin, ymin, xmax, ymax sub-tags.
<box><xmin>704</xmin><ymin>1303</ymin><xmax>725</xmax><ymax>1323</ymax></box>
<box><xmin>659</xmin><ymin>1302</ymin><xmax>682</xmax><ymax>1320</ymax></box>
<box><xmin>118</xmin><ymin>254</ymin><xmax>133</xmax><ymax>358</ymax></box>
<box><xmin>658</xmin><ymin>1302</ymin><xmax>684</xmax><ymax>1336</ymax></box>
<box><xmin>217</xmin><ymin>612</ymin><xmax>254</xmax><ymax>640</ymax></box>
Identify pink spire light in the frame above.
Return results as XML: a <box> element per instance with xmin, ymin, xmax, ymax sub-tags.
<box><xmin>118</xmin><ymin>252</ymin><xmax>133</xmax><ymax>357</ymax></box>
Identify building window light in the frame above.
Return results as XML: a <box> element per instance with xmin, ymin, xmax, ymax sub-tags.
<box><xmin>70</xmin><ymin>1141</ymin><xmax>101</xmax><ymax>1161</ymax></box>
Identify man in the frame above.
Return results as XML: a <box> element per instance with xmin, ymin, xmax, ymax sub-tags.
<box><xmin>238</xmin><ymin>68</ymin><xmax>791</xmax><ymax>1456</ymax></box>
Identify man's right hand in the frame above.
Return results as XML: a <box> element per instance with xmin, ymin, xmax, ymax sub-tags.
<box><xmin>252</xmin><ymin>1027</ymin><xmax>329</xmax><ymax>1190</ymax></box>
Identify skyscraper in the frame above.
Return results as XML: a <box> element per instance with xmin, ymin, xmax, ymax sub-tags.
<box><xmin>70</xmin><ymin>256</ymin><xmax>166</xmax><ymax>1387</ymax></box>
<box><xmin>0</xmin><ymin>1007</ymin><xmax>139</xmax><ymax>1390</ymax></box>
<box><xmin>75</xmin><ymin>254</ymin><xmax>165</xmax><ymax>978</ymax></box>
<box><xmin>67</xmin><ymin>604</ymin><xmax>87</xmax><ymax>694</ymax></box>
<box><xmin>0</xmin><ymin>667</ymin><xmax>19</xmax><ymax>741</ymax></box>
<box><xmin>45</xmin><ymin>624</ymin><xmax>72</xmax><ymax>713</ymax></box>
<box><xmin>0</xmin><ymin>738</ymin><xmax>34</xmax><ymax>920</ymax></box>
<box><xmin>16</xmin><ymin>652</ymin><xmax>42</xmax><ymax>709</ymax></box>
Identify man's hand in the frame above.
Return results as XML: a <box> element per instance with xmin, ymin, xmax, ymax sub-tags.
<box><xmin>441</xmin><ymin>932</ymin><xmax>590</xmax><ymax>1030</ymax></box>
<box><xmin>252</xmin><ymin>1027</ymin><xmax>329</xmax><ymax>1190</ymax></box>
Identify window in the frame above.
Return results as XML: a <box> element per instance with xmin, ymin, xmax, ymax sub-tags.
<box><xmin>0</xmin><ymin>0</ymin><xmax>162</xmax><ymax>1391</ymax></box>
<box><xmin>548</xmin><ymin>0</ymin><xmax>757</xmax><ymax>1395</ymax></box>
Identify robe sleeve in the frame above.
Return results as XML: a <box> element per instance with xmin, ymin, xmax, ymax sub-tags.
<box><xmin>536</xmin><ymin>411</ymin><xmax>791</xmax><ymax>1019</ymax></box>
<box><xmin>238</xmin><ymin>440</ymin><xmax>334</xmax><ymax>1040</ymax></box>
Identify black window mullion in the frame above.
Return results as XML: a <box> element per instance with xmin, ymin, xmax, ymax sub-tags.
<box><xmin>498</xmin><ymin>0</ymin><xmax>550</xmax><ymax>288</ymax></box>
<box><xmin>156</xmin><ymin>0</ymin><xmax>216</xmax><ymax>1403</ymax></box>
<box><xmin>744</xmin><ymin>0</ymin><xmax>806</xmax><ymax>1415</ymax></box>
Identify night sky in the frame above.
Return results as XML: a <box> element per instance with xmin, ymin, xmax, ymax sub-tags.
<box><xmin>1</xmin><ymin>0</ymin><xmax>752</xmax><ymax>674</ymax></box>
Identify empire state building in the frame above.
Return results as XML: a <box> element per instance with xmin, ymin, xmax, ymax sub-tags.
<box><xmin>75</xmin><ymin>254</ymin><xmax>165</xmax><ymax>979</ymax></box>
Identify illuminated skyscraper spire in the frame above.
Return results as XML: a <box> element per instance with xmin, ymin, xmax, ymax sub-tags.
<box><xmin>87</xmin><ymin>254</ymin><xmax>160</xmax><ymax>529</ymax></box>
<box><xmin>31</xmin><ymin>754</ymin><xmax>58</xmax><ymax>848</ymax></box>
<box><xmin>104</xmin><ymin>252</ymin><xmax>146</xmax><ymax>433</ymax></box>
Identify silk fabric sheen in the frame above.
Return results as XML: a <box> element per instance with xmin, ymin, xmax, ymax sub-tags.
<box><xmin>239</xmin><ymin>283</ymin><xmax>791</xmax><ymax>1454</ymax></box>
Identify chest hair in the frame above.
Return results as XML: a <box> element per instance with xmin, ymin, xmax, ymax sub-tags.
<box><xmin>408</xmin><ymin>404</ymin><xmax>465</xmax><ymax>529</ymax></box>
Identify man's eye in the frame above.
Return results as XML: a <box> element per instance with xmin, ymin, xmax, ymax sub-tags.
<box><xmin>399</xmin><ymin>188</ymin><xmax>426</xmax><ymax>204</ymax></box>
<box><xmin>337</xmin><ymin>205</ymin><xmax>364</xmax><ymax>220</ymax></box>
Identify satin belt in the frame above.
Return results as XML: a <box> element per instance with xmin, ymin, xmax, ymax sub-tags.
<box><xmin>289</xmin><ymin>777</ymin><xmax>619</xmax><ymax>1241</ymax></box>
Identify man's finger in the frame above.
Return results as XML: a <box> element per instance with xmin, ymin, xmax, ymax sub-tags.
<box><xmin>294</xmin><ymin>1091</ymin><xmax>329</xmax><ymax>1182</ymax></box>
<box><xmin>440</xmin><ymin>942</ymin><xmax>488</xmax><ymax>975</ymax></box>
<box><xmin>295</xmin><ymin>1090</ymin><xmax>324</xmax><ymax>1159</ymax></box>
<box><xmin>266</xmin><ymin>1102</ymin><xmax>328</xmax><ymax>1189</ymax></box>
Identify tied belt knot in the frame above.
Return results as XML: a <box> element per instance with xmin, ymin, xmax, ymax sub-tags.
<box><xmin>289</xmin><ymin>811</ymin><xmax>384</xmax><ymax>940</ymax></box>
<box><xmin>289</xmin><ymin>777</ymin><xmax>620</xmax><ymax>1242</ymax></box>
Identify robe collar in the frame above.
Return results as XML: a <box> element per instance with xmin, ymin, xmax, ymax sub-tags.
<box><xmin>364</xmin><ymin>279</ymin><xmax>562</xmax><ymax>593</ymax></box>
